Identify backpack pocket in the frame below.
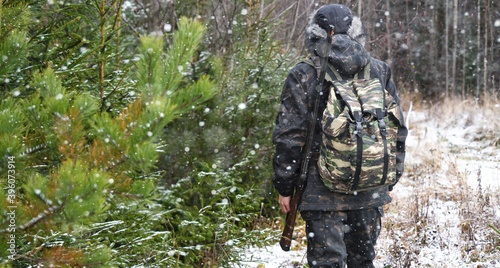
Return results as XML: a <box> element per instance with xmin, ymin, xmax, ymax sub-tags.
<box><xmin>318</xmin><ymin>103</ymin><xmax>355</xmax><ymax>192</ymax></box>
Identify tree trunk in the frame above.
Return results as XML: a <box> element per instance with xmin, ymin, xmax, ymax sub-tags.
<box><xmin>357</xmin><ymin>0</ymin><xmax>362</xmax><ymax>17</ymax></box>
<box><xmin>430</xmin><ymin>0</ymin><xmax>437</xmax><ymax>93</ymax></box>
<box><xmin>385</xmin><ymin>0</ymin><xmax>392</xmax><ymax>67</ymax></box>
<box><xmin>451</xmin><ymin>0</ymin><xmax>458</xmax><ymax>96</ymax></box>
<box><xmin>462</xmin><ymin>17</ymin><xmax>467</xmax><ymax>98</ymax></box>
<box><xmin>483</xmin><ymin>0</ymin><xmax>488</xmax><ymax>95</ymax></box>
<box><xmin>288</xmin><ymin>0</ymin><xmax>301</xmax><ymax>51</ymax></box>
<box><xmin>445</xmin><ymin>0</ymin><xmax>449</xmax><ymax>97</ymax></box>
<box><xmin>476</xmin><ymin>0</ymin><xmax>481</xmax><ymax>99</ymax></box>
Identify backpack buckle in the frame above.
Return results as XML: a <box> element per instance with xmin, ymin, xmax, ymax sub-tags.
<box><xmin>376</xmin><ymin>108</ymin><xmax>387</xmax><ymax>134</ymax></box>
<box><xmin>353</xmin><ymin>111</ymin><xmax>363</xmax><ymax>137</ymax></box>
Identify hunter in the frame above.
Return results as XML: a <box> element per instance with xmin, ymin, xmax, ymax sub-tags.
<box><xmin>272</xmin><ymin>4</ymin><xmax>407</xmax><ymax>268</ymax></box>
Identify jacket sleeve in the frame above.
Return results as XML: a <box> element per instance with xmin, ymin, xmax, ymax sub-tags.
<box><xmin>272</xmin><ymin>66</ymin><xmax>311</xmax><ymax>197</ymax></box>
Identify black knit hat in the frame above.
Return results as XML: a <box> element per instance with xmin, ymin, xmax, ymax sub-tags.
<box><xmin>314</xmin><ymin>4</ymin><xmax>353</xmax><ymax>34</ymax></box>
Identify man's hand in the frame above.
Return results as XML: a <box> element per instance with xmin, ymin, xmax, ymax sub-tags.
<box><xmin>279</xmin><ymin>195</ymin><xmax>292</xmax><ymax>213</ymax></box>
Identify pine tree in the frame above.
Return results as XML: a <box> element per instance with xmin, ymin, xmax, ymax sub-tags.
<box><xmin>0</xmin><ymin>0</ymin><xmax>215</xmax><ymax>265</ymax></box>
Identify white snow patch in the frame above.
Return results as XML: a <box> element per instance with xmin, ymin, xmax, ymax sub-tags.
<box><xmin>238</xmin><ymin>243</ymin><xmax>306</xmax><ymax>267</ymax></box>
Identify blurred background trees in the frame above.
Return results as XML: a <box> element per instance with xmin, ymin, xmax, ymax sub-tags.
<box><xmin>0</xmin><ymin>0</ymin><xmax>499</xmax><ymax>267</ymax></box>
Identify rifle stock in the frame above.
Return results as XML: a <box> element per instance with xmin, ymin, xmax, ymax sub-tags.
<box><xmin>279</xmin><ymin>176</ymin><xmax>305</xmax><ymax>251</ymax></box>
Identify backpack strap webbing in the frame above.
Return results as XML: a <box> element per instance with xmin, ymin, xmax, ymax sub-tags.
<box><xmin>376</xmin><ymin>108</ymin><xmax>389</xmax><ymax>185</ymax></box>
<box><xmin>351</xmin><ymin>110</ymin><xmax>364</xmax><ymax>191</ymax></box>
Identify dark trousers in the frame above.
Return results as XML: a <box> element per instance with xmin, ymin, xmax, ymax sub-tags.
<box><xmin>301</xmin><ymin>207</ymin><xmax>383</xmax><ymax>268</ymax></box>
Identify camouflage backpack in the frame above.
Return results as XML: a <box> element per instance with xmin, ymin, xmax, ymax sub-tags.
<box><xmin>305</xmin><ymin>57</ymin><xmax>405</xmax><ymax>194</ymax></box>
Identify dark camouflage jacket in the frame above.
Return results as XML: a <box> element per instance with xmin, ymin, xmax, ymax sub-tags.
<box><xmin>272</xmin><ymin>34</ymin><xmax>406</xmax><ymax>211</ymax></box>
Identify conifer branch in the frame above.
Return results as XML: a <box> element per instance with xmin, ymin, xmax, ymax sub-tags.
<box><xmin>99</xmin><ymin>0</ymin><xmax>106</xmax><ymax>102</ymax></box>
<box><xmin>102</xmin><ymin>68</ymin><xmax>131</xmax><ymax>112</ymax></box>
<box><xmin>20</xmin><ymin>192</ymin><xmax>68</xmax><ymax>231</ymax></box>
<box><xmin>29</xmin><ymin>108</ymin><xmax>46</xmax><ymax>143</ymax></box>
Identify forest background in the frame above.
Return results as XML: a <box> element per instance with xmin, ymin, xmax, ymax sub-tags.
<box><xmin>0</xmin><ymin>0</ymin><xmax>499</xmax><ymax>267</ymax></box>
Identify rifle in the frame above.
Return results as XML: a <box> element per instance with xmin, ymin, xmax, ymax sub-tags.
<box><xmin>279</xmin><ymin>26</ymin><xmax>333</xmax><ymax>252</ymax></box>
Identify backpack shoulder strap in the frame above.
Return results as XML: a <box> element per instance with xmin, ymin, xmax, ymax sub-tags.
<box><xmin>302</xmin><ymin>56</ymin><xmax>342</xmax><ymax>82</ymax></box>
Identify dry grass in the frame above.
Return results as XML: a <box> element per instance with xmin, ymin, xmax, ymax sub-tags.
<box><xmin>376</xmin><ymin>95</ymin><xmax>500</xmax><ymax>267</ymax></box>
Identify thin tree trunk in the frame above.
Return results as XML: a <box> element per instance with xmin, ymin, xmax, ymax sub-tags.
<box><xmin>357</xmin><ymin>0</ymin><xmax>362</xmax><ymax>17</ymax></box>
<box><xmin>445</xmin><ymin>0</ymin><xmax>449</xmax><ymax>98</ymax></box>
<box><xmin>115</xmin><ymin>0</ymin><xmax>123</xmax><ymax>66</ymax></box>
<box><xmin>288</xmin><ymin>0</ymin><xmax>301</xmax><ymax>51</ymax></box>
<box><xmin>451</xmin><ymin>0</ymin><xmax>458</xmax><ymax>96</ymax></box>
<box><xmin>462</xmin><ymin>19</ymin><xmax>467</xmax><ymax>98</ymax></box>
<box><xmin>259</xmin><ymin>0</ymin><xmax>264</xmax><ymax>20</ymax></box>
<box><xmin>489</xmin><ymin>1</ymin><xmax>496</xmax><ymax>95</ymax></box>
<box><xmin>476</xmin><ymin>0</ymin><xmax>481</xmax><ymax>99</ymax></box>
<box><xmin>99</xmin><ymin>0</ymin><xmax>106</xmax><ymax>102</ymax></box>
<box><xmin>0</xmin><ymin>1</ymin><xmax>3</xmax><ymax>32</ymax></box>
<box><xmin>429</xmin><ymin>0</ymin><xmax>437</xmax><ymax>92</ymax></box>
<box><xmin>483</xmin><ymin>0</ymin><xmax>488</xmax><ymax>95</ymax></box>
<box><xmin>385</xmin><ymin>0</ymin><xmax>392</xmax><ymax>67</ymax></box>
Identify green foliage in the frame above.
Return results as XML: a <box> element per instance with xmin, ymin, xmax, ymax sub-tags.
<box><xmin>0</xmin><ymin>4</ymin><xmax>30</xmax><ymax>102</ymax></box>
<box><xmin>0</xmin><ymin>1</ymin><xmax>216</xmax><ymax>265</ymax></box>
<box><xmin>155</xmin><ymin>3</ymin><xmax>291</xmax><ymax>266</ymax></box>
<box><xmin>0</xmin><ymin>0</ymin><xmax>292</xmax><ymax>267</ymax></box>
<box><xmin>158</xmin><ymin>157</ymin><xmax>278</xmax><ymax>267</ymax></box>
<box><xmin>22</xmin><ymin>160</ymin><xmax>108</xmax><ymax>230</ymax></box>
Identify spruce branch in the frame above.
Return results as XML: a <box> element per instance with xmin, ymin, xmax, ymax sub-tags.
<box><xmin>20</xmin><ymin>189</ymin><xmax>69</xmax><ymax>231</ymax></box>
<box><xmin>102</xmin><ymin>68</ymin><xmax>131</xmax><ymax>112</ymax></box>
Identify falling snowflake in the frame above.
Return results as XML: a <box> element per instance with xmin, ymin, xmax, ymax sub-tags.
<box><xmin>164</xmin><ymin>23</ymin><xmax>172</xmax><ymax>32</ymax></box>
<box><xmin>238</xmin><ymin>103</ymin><xmax>247</xmax><ymax>110</ymax></box>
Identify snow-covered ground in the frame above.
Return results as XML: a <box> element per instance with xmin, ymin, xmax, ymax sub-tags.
<box><xmin>238</xmin><ymin>101</ymin><xmax>500</xmax><ymax>267</ymax></box>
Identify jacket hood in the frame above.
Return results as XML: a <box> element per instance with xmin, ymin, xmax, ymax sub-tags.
<box><xmin>305</xmin><ymin>4</ymin><xmax>370</xmax><ymax>75</ymax></box>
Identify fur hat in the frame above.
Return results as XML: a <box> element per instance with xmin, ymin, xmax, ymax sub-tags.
<box><xmin>305</xmin><ymin>4</ymin><xmax>366</xmax><ymax>52</ymax></box>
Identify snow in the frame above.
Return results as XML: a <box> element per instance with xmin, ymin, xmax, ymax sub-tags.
<box><xmin>238</xmin><ymin>103</ymin><xmax>500</xmax><ymax>267</ymax></box>
<box><xmin>239</xmin><ymin>243</ymin><xmax>307</xmax><ymax>267</ymax></box>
